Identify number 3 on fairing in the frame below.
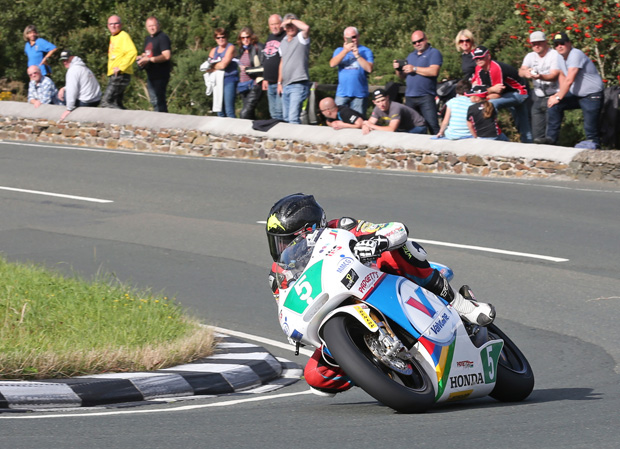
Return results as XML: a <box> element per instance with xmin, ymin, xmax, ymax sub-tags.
<box><xmin>295</xmin><ymin>274</ymin><xmax>313</xmax><ymax>301</ymax></box>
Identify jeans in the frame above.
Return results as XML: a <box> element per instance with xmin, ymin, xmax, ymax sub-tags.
<box><xmin>147</xmin><ymin>77</ymin><xmax>169</xmax><ymax>113</ymax></box>
<box><xmin>282</xmin><ymin>81</ymin><xmax>310</xmax><ymax>124</ymax></box>
<box><xmin>546</xmin><ymin>91</ymin><xmax>603</xmax><ymax>146</ymax></box>
<box><xmin>267</xmin><ymin>83</ymin><xmax>283</xmax><ymax>120</ymax></box>
<box><xmin>217</xmin><ymin>80</ymin><xmax>237</xmax><ymax>118</ymax></box>
<box><xmin>101</xmin><ymin>73</ymin><xmax>131</xmax><ymax>109</ymax></box>
<box><xmin>489</xmin><ymin>92</ymin><xmax>533</xmax><ymax>143</ymax></box>
<box><xmin>530</xmin><ymin>94</ymin><xmax>549</xmax><ymax>140</ymax></box>
<box><xmin>406</xmin><ymin>125</ymin><xmax>427</xmax><ymax>134</ymax></box>
<box><xmin>405</xmin><ymin>95</ymin><xmax>440</xmax><ymax>134</ymax></box>
<box><xmin>335</xmin><ymin>95</ymin><xmax>367</xmax><ymax>117</ymax></box>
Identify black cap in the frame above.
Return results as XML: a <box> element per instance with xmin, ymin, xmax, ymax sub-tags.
<box><xmin>465</xmin><ymin>85</ymin><xmax>488</xmax><ymax>98</ymax></box>
<box><xmin>59</xmin><ymin>49</ymin><xmax>72</xmax><ymax>60</ymax></box>
<box><xmin>372</xmin><ymin>88</ymin><xmax>387</xmax><ymax>101</ymax></box>
<box><xmin>552</xmin><ymin>32</ymin><xmax>570</xmax><ymax>44</ymax></box>
<box><xmin>471</xmin><ymin>46</ymin><xmax>489</xmax><ymax>59</ymax></box>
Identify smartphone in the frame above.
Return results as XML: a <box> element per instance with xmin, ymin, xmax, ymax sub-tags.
<box><xmin>346</xmin><ymin>37</ymin><xmax>353</xmax><ymax>44</ymax></box>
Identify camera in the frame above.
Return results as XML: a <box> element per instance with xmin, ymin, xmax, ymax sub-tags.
<box><xmin>396</xmin><ymin>60</ymin><xmax>407</xmax><ymax>70</ymax></box>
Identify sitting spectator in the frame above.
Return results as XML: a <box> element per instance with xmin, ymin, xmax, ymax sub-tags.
<box><xmin>436</xmin><ymin>80</ymin><xmax>473</xmax><ymax>139</ymax></box>
<box><xmin>466</xmin><ymin>85</ymin><xmax>509</xmax><ymax>141</ymax></box>
<box><xmin>362</xmin><ymin>88</ymin><xmax>426</xmax><ymax>135</ymax></box>
<box><xmin>471</xmin><ymin>46</ymin><xmax>532</xmax><ymax>143</ymax></box>
<box><xmin>537</xmin><ymin>32</ymin><xmax>604</xmax><ymax>148</ymax></box>
<box><xmin>23</xmin><ymin>25</ymin><xmax>57</xmax><ymax>77</ymax></box>
<box><xmin>455</xmin><ymin>29</ymin><xmax>476</xmax><ymax>81</ymax></box>
<box><xmin>27</xmin><ymin>65</ymin><xmax>60</xmax><ymax>107</ymax></box>
<box><xmin>329</xmin><ymin>26</ymin><xmax>374</xmax><ymax>115</ymax></box>
<box><xmin>57</xmin><ymin>50</ymin><xmax>102</xmax><ymax>121</ymax></box>
<box><xmin>319</xmin><ymin>97</ymin><xmax>363</xmax><ymax>129</ymax></box>
<box><xmin>237</xmin><ymin>27</ymin><xmax>264</xmax><ymax>119</ymax></box>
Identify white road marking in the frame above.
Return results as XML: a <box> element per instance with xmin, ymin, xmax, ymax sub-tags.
<box><xmin>256</xmin><ymin>221</ymin><xmax>569</xmax><ymax>262</ymax></box>
<box><xmin>0</xmin><ymin>186</ymin><xmax>113</xmax><ymax>203</ymax></box>
<box><xmin>210</xmin><ymin>326</ymin><xmax>314</xmax><ymax>357</ymax></box>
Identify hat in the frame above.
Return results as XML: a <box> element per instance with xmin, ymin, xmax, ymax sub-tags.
<box><xmin>372</xmin><ymin>88</ymin><xmax>387</xmax><ymax>101</ymax></box>
<box><xmin>283</xmin><ymin>13</ymin><xmax>298</xmax><ymax>22</ymax></box>
<box><xmin>529</xmin><ymin>31</ymin><xmax>547</xmax><ymax>43</ymax></box>
<box><xmin>552</xmin><ymin>32</ymin><xmax>570</xmax><ymax>44</ymax></box>
<box><xmin>59</xmin><ymin>49</ymin><xmax>72</xmax><ymax>60</ymax></box>
<box><xmin>471</xmin><ymin>46</ymin><xmax>489</xmax><ymax>59</ymax></box>
<box><xmin>465</xmin><ymin>85</ymin><xmax>488</xmax><ymax>98</ymax></box>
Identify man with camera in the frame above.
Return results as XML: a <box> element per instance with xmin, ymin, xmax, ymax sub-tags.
<box><xmin>394</xmin><ymin>30</ymin><xmax>442</xmax><ymax>134</ymax></box>
<box><xmin>329</xmin><ymin>27</ymin><xmax>374</xmax><ymax>116</ymax></box>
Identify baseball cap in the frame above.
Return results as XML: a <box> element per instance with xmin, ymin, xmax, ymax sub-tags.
<box><xmin>465</xmin><ymin>85</ymin><xmax>488</xmax><ymax>98</ymax></box>
<box><xmin>529</xmin><ymin>31</ymin><xmax>547</xmax><ymax>43</ymax></box>
<box><xmin>471</xmin><ymin>46</ymin><xmax>489</xmax><ymax>59</ymax></box>
<box><xmin>552</xmin><ymin>32</ymin><xmax>570</xmax><ymax>45</ymax></box>
<box><xmin>283</xmin><ymin>13</ymin><xmax>298</xmax><ymax>22</ymax></box>
<box><xmin>59</xmin><ymin>49</ymin><xmax>72</xmax><ymax>60</ymax></box>
<box><xmin>372</xmin><ymin>88</ymin><xmax>387</xmax><ymax>101</ymax></box>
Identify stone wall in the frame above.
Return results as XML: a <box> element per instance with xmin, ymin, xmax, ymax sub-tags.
<box><xmin>1</xmin><ymin>102</ymin><xmax>619</xmax><ymax>184</ymax></box>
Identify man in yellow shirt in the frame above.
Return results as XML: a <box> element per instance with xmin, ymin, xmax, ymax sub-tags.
<box><xmin>101</xmin><ymin>15</ymin><xmax>137</xmax><ymax>109</ymax></box>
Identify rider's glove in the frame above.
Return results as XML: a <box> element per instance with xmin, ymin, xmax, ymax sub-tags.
<box><xmin>353</xmin><ymin>236</ymin><xmax>390</xmax><ymax>262</ymax></box>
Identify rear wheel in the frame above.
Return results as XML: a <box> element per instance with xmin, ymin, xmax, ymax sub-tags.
<box><xmin>322</xmin><ymin>315</ymin><xmax>435</xmax><ymax>413</ymax></box>
<box><xmin>487</xmin><ymin>323</ymin><xmax>535</xmax><ymax>402</ymax></box>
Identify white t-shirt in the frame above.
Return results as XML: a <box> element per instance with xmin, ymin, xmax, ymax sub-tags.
<box><xmin>521</xmin><ymin>49</ymin><xmax>559</xmax><ymax>97</ymax></box>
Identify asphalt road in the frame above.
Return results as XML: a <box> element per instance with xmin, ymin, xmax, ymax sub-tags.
<box><xmin>1</xmin><ymin>140</ymin><xmax>619</xmax><ymax>449</ymax></box>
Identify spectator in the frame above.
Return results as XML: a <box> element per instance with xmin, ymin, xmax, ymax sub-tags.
<box><xmin>23</xmin><ymin>25</ymin><xmax>57</xmax><ymax>77</ymax></box>
<box><xmin>57</xmin><ymin>50</ymin><xmax>102</xmax><ymax>121</ymax></box>
<box><xmin>137</xmin><ymin>16</ymin><xmax>172</xmax><ymax>113</ymax></box>
<box><xmin>101</xmin><ymin>15</ymin><xmax>137</xmax><ymax>109</ymax></box>
<box><xmin>436</xmin><ymin>79</ymin><xmax>473</xmax><ymax>139</ymax></box>
<box><xmin>471</xmin><ymin>45</ymin><xmax>533</xmax><ymax>143</ymax></box>
<box><xmin>362</xmin><ymin>88</ymin><xmax>426</xmax><ymax>135</ymax></box>
<box><xmin>329</xmin><ymin>26</ymin><xmax>374</xmax><ymax>116</ymax></box>
<box><xmin>237</xmin><ymin>27</ymin><xmax>264</xmax><ymax>119</ymax></box>
<box><xmin>465</xmin><ymin>85</ymin><xmax>509</xmax><ymax>141</ymax></box>
<box><xmin>319</xmin><ymin>97</ymin><xmax>363</xmax><ymax>129</ymax></box>
<box><xmin>519</xmin><ymin>31</ymin><xmax>560</xmax><ymax>141</ymax></box>
<box><xmin>537</xmin><ymin>32</ymin><xmax>604</xmax><ymax>148</ymax></box>
<box><xmin>27</xmin><ymin>65</ymin><xmax>59</xmax><ymax>107</ymax></box>
<box><xmin>394</xmin><ymin>30</ymin><xmax>442</xmax><ymax>134</ymax></box>
<box><xmin>208</xmin><ymin>27</ymin><xmax>238</xmax><ymax>118</ymax></box>
<box><xmin>277</xmin><ymin>14</ymin><xmax>311</xmax><ymax>124</ymax></box>
<box><xmin>455</xmin><ymin>29</ymin><xmax>476</xmax><ymax>81</ymax></box>
<box><xmin>262</xmin><ymin>14</ymin><xmax>286</xmax><ymax>120</ymax></box>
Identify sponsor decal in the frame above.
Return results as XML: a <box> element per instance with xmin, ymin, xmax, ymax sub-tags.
<box><xmin>353</xmin><ymin>305</ymin><xmax>378</xmax><ymax>330</ymax></box>
<box><xmin>402</xmin><ymin>245</ymin><xmax>414</xmax><ymax>260</ymax></box>
<box><xmin>383</xmin><ymin>225</ymin><xmax>405</xmax><ymax>238</ymax></box>
<box><xmin>456</xmin><ymin>360</ymin><xmax>475</xmax><ymax>369</ymax></box>
<box><xmin>430</xmin><ymin>312</ymin><xmax>451</xmax><ymax>335</ymax></box>
<box><xmin>267</xmin><ymin>214</ymin><xmax>285</xmax><ymax>231</ymax></box>
<box><xmin>358</xmin><ymin>271</ymin><xmax>380</xmax><ymax>294</ymax></box>
<box><xmin>336</xmin><ymin>255</ymin><xmax>354</xmax><ymax>273</ymax></box>
<box><xmin>290</xmin><ymin>330</ymin><xmax>304</xmax><ymax>341</ymax></box>
<box><xmin>448</xmin><ymin>390</ymin><xmax>473</xmax><ymax>401</ymax></box>
<box><xmin>359</xmin><ymin>222</ymin><xmax>386</xmax><ymax>233</ymax></box>
<box><xmin>325</xmin><ymin>246</ymin><xmax>342</xmax><ymax>257</ymax></box>
<box><xmin>341</xmin><ymin>268</ymin><xmax>359</xmax><ymax>290</ymax></box>
<box><xmin>449</xmin><ymin>373</ymin><xmax>484</xmax><ymax>389</ymax></box>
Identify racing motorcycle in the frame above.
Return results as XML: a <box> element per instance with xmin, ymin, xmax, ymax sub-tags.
<box><xmin>274</xmin><ymin>227</ymin><xmax>534</xmax><ymax>413</ymax></box>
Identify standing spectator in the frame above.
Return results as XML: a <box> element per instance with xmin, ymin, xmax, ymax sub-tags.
<box><xmin>237</xmin><ymin>27</ymin><xmax>264</xmax><ymax>119</ymax></box>
<box><xmin>394</xmin><ymin>30</ymin><xmax>442</xmax><ymax>134</ymax></box>
<box><xmin>329</xmin><ymin>26</ymin><xmax>374</xmax><ymax>116</ymax></box>
<box><xmin>471</xmin><ymin>45</ymin><xmax>533</xmax><ymax>143</ymax></box>
<box><xmin>436</xmin><ymin>79</ymin><xmax>473</xmax><ymax>139</ymax></box>
<box><xmin>519</xmin><ymin>31</ymin><xmax>560</xmax><ymax>141</ymax></box>
<box><xmin>319</xmin><ymin>97</ymin><xmax>363</xmax><ymax>130</ymax></box>
<box><xmin>537</xmin><ymin>32</ymin><xmax>604</xmax><ymax>148</ymax></box>
<box><xmin>57</xmin><ymin>50</ymin><xmax>102</xmax><ymax>121</ymax></box>
<box><xmin>455</xmin><ymin>29</ymin><xmax>476</xmax><ymax>81</ymax></box>
<box><xmin>262</xmin><ymin>14</ymin><xmax>286</xmax><ymax>120</ymax></box>
<box><xmin>466</xmin><ymin>85</ymin><xmax>509</xmax><ymax>141</ymax></box>
<box><xmin>101</xmin><ymin>15</ymin><xmax>137</xmax><ymax>109</ymax></box>
<box><xmin>137</xmin><ymin>16</ymin><xmax>172</xmax><ymax>113</ymax></box>
<box><xmin>27</xmin><ymin>65</ymin><xmax>59</xmax><ymax>107</ymax></box>
<box><xmin>362</xmin><ymin>88</ymin><xmax>427</xmax><ymax>135</ymax></box>
<box><xmin>208</xmin><ymin>28</ymin><xmax>238</xmax><ymax>118</ymax></box>
<box><xmin>277</xmin><ymin>14</ymin><xmax>311</xmax><ymax>124</ymax></box>
<box><xmin>23</xmin><ymin>25</ymin><xmax>57</xmax><ymax>77</ymax></box>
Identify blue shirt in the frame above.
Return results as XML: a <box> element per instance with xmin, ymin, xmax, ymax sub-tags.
<box><xmin>27</xmin><ymin>76</ymin><xmax>59</xmax><ymax>105</ymax></box>
<box><xmin>405</xmin><ymin>45</ymin><xmax>442</xmax><ymax>97</ymax></box>
<box><xmin>24</xmin><ymin>38</ymin><xmax>56</xmax><ymax>76</ymax></box>
<box><xmin>333</xmin><ymin>45</ymin><xmax>374</xmax><ymax>98</ymax></box>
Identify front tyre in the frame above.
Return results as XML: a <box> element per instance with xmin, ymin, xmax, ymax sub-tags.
<box><xmin>322</xmin><ymin>315</ymin><xmax>435</xmax><ymax>413</ymax></box>
<box><xmin>488</xmin><ymin>323</ymin><xmax>535</xmax><ymax>402</ymax></box>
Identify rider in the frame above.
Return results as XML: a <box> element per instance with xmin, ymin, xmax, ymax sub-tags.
<box><xmin>266</xmin><ymin>193</ymin><xmax>495</xmax><ymax>395</ymax></box>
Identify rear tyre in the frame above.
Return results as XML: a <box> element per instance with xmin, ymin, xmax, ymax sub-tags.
<box><xmin>488</xmin><ymin>323</ymin><xmax>535</xmax><ymax>402</ymax></box>
<box><xmin>322</xmin><ymin>315</ymin><xmax>435</xmax><ymax>413</ymax></box>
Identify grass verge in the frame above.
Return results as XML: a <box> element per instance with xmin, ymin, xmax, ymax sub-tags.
<box><xmin>0</xmin><ymin>256</ymin><xmax>215</xmax><ymax>380</ymax></box>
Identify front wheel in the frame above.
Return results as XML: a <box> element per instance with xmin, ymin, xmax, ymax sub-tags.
<box><xmin>322</xmin><ymin>315</ymin><xmax>435</xmax><ymax>413</ymax></box>
<box><xmin>488</xmin><ymin>323</ymin><xmax>535</xmax><ymax>402</ymax></box>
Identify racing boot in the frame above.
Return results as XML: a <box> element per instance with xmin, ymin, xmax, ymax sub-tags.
<box><xmin>425</xmin><ymin>271</ymin><xmax>495</xmax><ymax>326</ymax></box>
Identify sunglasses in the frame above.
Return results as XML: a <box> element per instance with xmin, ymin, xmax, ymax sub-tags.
<box><xmin>554</xmin><ymin>41</ymin><xmax>566</xmax><ymax>47</ymax></box>
<box><xmin>240</xmin><ymin>35</ymin><xmax>251</xmax><ymax>39</ymax></box>
<box><xmin>412</xmin><ymin>38</ymin><xmax>426</xmax><ymax>45</ymax></box>
<box><xmin>459</xmin><ymin>39</ymin><xmax>471</xmax><ymax>43</ymax></box>
<box><xmin>346</xmin><ymin>35</ymin><xmax>358</xmax><ymax>39</ymax></box>
<box><xmin>215</xmin><ymin>36</ymin><xmax>226</xmax><ymax>39</ymax></box>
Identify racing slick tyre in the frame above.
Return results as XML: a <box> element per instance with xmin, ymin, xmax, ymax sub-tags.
<box><xmin>488</xmin><ymin>323</ymin><xmax>535</xmax><ymax>402</ymax></box>
<box><xmin>322</xmin><ymin>314</ymin><xmax>435</xmax><ymax>413</ymax></box>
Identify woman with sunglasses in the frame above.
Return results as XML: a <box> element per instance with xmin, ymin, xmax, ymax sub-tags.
<box><xmin>236</xmin><ymin>27</ymin><xmax>264</xmax><ymax>119</ymax></box>
<box><xmin>455</xmin><ymin>29</ymin><xmax>476</xmax><ymax>81</ymax></box>
<box><xmin>208</xmin><ymin>28</ymin><xmax>238</xmax><ymax>117</ymax></box>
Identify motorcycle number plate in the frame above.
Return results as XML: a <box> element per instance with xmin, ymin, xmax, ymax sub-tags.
<box><xmin>283</xmin><ymin>261</ymin><xmax>323</xmax><ymax>314</ymax></box>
